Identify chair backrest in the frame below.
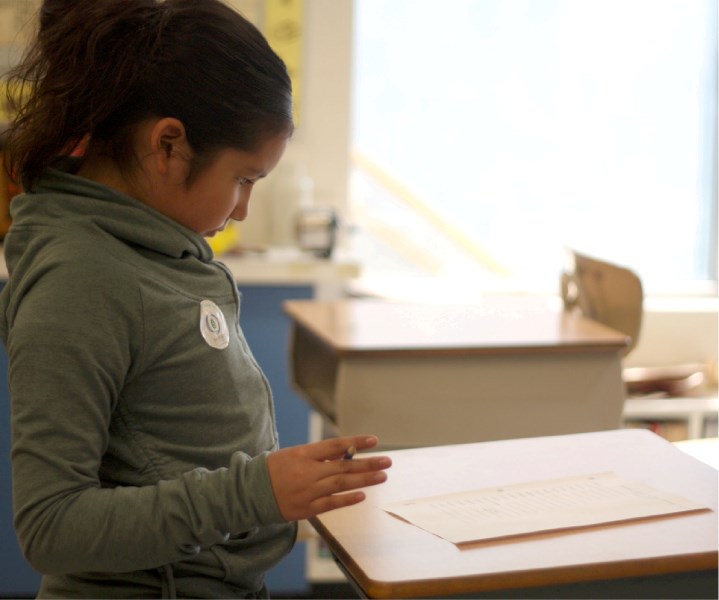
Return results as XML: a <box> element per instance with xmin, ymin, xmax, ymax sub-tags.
<box><xmin>561</xmin><ymin>249</ymin><xmax>643</xmax><ymax>355</ymax></box>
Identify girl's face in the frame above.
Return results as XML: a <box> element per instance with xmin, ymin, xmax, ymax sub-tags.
<box><xmin>165</xmin><ymin>133</ymin><xmax>288</xmax><ymax>237</ymax></box>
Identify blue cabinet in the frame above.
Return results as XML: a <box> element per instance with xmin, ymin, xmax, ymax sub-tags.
<box><xmin>239</xmin><ymin>284</ymin><xmax>314</xmax><ymax>597</ymax></box>
<box><xmin>0</xmin><ymin>282</ymin><xmax>42</xmax><ymax>596</ymax></box>
<box><xmin>0</xmin><ymin>283</ymin><xmax>314</xmax><ymax>597</ymax></box>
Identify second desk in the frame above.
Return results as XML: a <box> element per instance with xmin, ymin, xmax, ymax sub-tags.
<box><xmin>284</xmin><ymin>299</ymin><xmax>629</xmax><ymax>448</ymax></box>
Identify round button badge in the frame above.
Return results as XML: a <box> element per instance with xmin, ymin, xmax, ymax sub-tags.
<box><xmin>199</xmin><ymin>300</ymin><xmax>230</xmax><ymax>349</ymax></box>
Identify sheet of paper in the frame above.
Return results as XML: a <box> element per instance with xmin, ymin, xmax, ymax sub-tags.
<box><xmin>382</xmin><ymin>472</ymin><xmax>708</xmax><ymax>545</ymax></box>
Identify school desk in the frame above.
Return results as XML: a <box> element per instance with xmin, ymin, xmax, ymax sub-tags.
<box><xmin>284</xmin><ymin>299</ymin><xmax>629</xmax><ymax>448</ymax></box>
<box><xmin>309</xmin><ymin>429</ymin><xmax>718</xmax><ymax>599</ymax></box>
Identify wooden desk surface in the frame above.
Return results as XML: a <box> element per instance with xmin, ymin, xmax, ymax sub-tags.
<box><xmin>310</xmin><ymin>429</ymin><xmax>717</xmax><ymax>598</ymax></box>
<box><xmin>284</xmin><ymin>299</ymin><xmax>629</xmax><ymax>357</ymax></box>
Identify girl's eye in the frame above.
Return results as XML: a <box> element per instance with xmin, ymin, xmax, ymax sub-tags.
<box><xmin>236</xmin><ymin>177</ymin><xmax>249</xmax><ymax>186</ymax></box>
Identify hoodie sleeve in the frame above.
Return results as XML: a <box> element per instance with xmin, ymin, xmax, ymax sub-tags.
<box><xmin>5</xmin><ymin>254</ymin><xmax>286</xmax><ymax>576</ymax></box>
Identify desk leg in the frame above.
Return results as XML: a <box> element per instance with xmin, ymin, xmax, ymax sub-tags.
<box><xmin>330</xmin><ymin>555</ymin><xmax>369</xmax><ymax>600</ymax></box>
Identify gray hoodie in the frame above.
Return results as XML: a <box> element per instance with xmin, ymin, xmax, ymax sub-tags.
<box><xmin>0</xmin><ymin>168</ymin><xmax>296</xmax><ymax>598</ymax></box>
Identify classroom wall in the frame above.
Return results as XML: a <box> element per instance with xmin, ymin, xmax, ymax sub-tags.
<box><xmin>237</xmin><ymin>0</ymin><xmax>354</xmax><ymax>248</ymax></box>
<box><xmin>624</xmin><ymin>298</ymin><xmax>718</xmax><ymax>372</ymax></box>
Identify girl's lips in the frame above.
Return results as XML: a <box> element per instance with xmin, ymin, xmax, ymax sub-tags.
<box><xmin>206</xmin><ymin>222</ymin><xmax>228</xmax><ymax>237</ymax></box>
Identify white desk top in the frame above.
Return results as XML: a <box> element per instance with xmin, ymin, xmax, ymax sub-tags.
<box><xmin>310</xmin><ymin>429</ymin><xmax>718</xmax><ymax>598</ymax></box>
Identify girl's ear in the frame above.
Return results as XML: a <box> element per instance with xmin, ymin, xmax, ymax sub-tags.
<box><xmin>149</xmin><ymin>117</ymin><xmax>192</xmax><ymax>176</ymax></box>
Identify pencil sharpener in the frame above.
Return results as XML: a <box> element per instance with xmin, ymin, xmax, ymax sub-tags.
<box><xmin>295</xmin><ymin>206</ymin><xmax>338</xmax><ymax>258</ymax></box>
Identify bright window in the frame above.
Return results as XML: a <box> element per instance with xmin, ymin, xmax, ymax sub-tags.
<box><xmin>349</xmin><ymin>0</ymin><xmax>718</xmax><ymax>297</ymax></box>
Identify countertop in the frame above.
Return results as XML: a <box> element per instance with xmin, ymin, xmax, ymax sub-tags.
<box><xmin>0</xmin><ymin>245</ymin><xmax>361</xmax><ymax>285</ymax></box>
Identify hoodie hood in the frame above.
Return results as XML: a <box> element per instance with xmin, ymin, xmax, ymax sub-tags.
<box><xmin>9</xmin><ymin>168</ymin><xmax>214</xmax><ymax>266</ymax></box>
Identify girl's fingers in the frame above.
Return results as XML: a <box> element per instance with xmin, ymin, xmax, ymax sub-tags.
<box><xmin>308</xmin><ymin>467</ymin><xmax>390</xmax><ymax>502</ymax></box>
<box><xmin>313</xmin><ymin>452</ymin><xmax>392</xmax><ymax>481</ymax></box>
<box><xmin>268</xmin><ymin>436</ymin><xmax>391</xmax><ymax>520</ymax></box>
<box><xmin>305</xmin><ymin>435</ymin><xmax>380</xmax><ymax>461</ymax></box>
<box><xmin>310</xmin><ymin>490</ymin><xmax>367</xmax><ymax>514</ymax></box>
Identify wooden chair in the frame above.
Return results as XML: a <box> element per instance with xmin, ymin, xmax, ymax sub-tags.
<box><xmin>561</xmin><ymin>249</ymin><xmax>705</xmax><ymax>396</ymax></box>
<box><xmin>561</xmin><ymin>249</ymin><xmax>643</xmax><ymax>355</ymax></box>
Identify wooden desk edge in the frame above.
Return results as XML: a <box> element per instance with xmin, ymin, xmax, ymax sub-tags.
<box><xmin>286</xmin><ymin>316</ymin><xmax>629</xmax><ymax>359</ymax></box>
<box><xmin>329</xmin><ymin>342</ymin><xmax>629</xmax><ymax>359</ymax></box>
<box><xmin>309</xmin><ymin>516</ymin><xmax>719</xmax><ymax>599</ymax></box>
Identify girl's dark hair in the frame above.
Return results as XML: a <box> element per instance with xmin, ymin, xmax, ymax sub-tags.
<box><xmin>5</xmin><ymin>0</ymin><xmax>293</xmax><ymax>189</ymax></box>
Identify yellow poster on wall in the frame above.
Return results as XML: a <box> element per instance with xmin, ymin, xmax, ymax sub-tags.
<box><xmin>0</xmin><ymin>79</ymin><xmax>27</xmax><ymax>123</ymax></box>
<box><xmin>264</xmin><ymin>0</ymin><xmax>303</xmax><ymax>125</ymax></box>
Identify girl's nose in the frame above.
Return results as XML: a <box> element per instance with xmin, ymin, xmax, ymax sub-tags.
<box><xmin>231</xmin><ymin>185</ymin><xmax>253</xmax><ymax>222</ymax></box>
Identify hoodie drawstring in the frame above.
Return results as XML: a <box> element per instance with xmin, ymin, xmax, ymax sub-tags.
<box><xmin>159</xmin><ymin>564</ymin><xmax>177</xmax><ymax>599</ymax></box>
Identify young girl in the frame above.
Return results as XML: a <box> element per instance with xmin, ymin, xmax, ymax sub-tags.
<box><xmin>0</xmin><ymin>1</ymin><xmax>391</xmax><ymax>597</ymax></box>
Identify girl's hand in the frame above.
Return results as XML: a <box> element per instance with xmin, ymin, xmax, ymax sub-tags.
<box><xmin>267</xmin><ymin>435</ymin><xmax>392</xmax><ymax>521</ymax></box>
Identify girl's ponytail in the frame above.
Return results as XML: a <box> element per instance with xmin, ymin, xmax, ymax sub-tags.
<box><xmin>5</xmin><ymin>0</ymin><xmax>292</xmax><ymax>190</ymax></box>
